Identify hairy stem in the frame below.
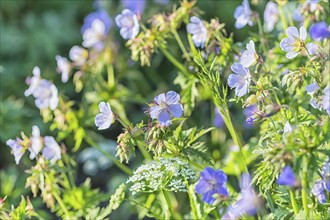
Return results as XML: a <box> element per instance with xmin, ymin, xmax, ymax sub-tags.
<box><xmin>289</xmin><ymin>190</ymin><xmax>299</xmax><ymax>216</ymax></box>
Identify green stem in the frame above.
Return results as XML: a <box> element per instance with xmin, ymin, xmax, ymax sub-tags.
<box><xmin>278</xmin><ymin>5</ymin><xmax>288</xmax><ymax>32</ymax></box>
<box><xmin>158</xmin><ymin>44</ymin><xmax>190</xmax><ymax>77</ymax></box>
<box><xmin>256</xmin><ymin>16</ymin><xmax>268</xmax><ymax>53</ymax></box>
<box><xmin>266</xmin><ymin>192</ymin><xmax>276</xmax><ymax>214</ymax></box>
<box><xmin>52</xmin><ymin>191</ymin><xmax>71</xmax><ymax>219</ymax></box>
<box><xmin>301</xmin><ymin>157</ymin><xmax>310</xmax><ymax>218</ymax></box>
<box><xmin>84</xmin><ymin>135</ymin><xmax>133</xmax><ymax>175</ymax></box>
<box><xmin>136</xmin><ymin>140</ymin><xmax>152</xmax><ymax>161</ymax></box>
<box><xmin>107</xmin><ymin>64</ymin><xmax>115</xmax><ymax>89</ymax></box>
<box><xmin>289</xmin><ymin>190</ymin><xmax>299</xmax><ymax>216</ymax></box>
<box><xmin>161</xmin><ymin>190</ymin><xmax>175</xmax><ymax>220</ymax></box>
<box><xmin>172</xmin><ymin>29</ymin><xmax>191</xmax><ymax>61</ymax></box>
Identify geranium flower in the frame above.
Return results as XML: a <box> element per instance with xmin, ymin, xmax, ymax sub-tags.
<box><xmin>234</xmin><ymin>0</ymin><xmax>253</xmax><ymax>29</ymax></box>
<box><xmin>28</xmin><ymin>126</ymin><xmax>42</xmax><ymax>160</ymax></box>
<box><xmin>309</xmin><ymin>22</ymin><xmax>330</xmax><ymax>41</ymax></box>
<box><xmin>312</xmin><ymin>180</ymin><xmax>326</xmax><ymax>204</ymax></box>
<box><xmin>122</xmin><ymin>0</ymin><xmax>146</xmax><ymax>14</ymax></box>
<box><xmin>115</xmin><ymin>9</ymin><xmax>139</xmax><ymax>40</ymax></box>
<box><xmin>42</xmin><ymin>136</ymin><xmax>61</xmax><ymax>164</ymax></box>
<box><xmin>149</xmin><ymin>91</ymin><xmax>183</xmax><ymax>127</ymax></box>
<box><xmin>69</xmin><ymin>46</ymin><xmax>88</xmax><ymax>66</ymax></box>
<box><xmin>6</xmin><ymin>138</ymin><xmax>25</xmax><ymax>164</ymax></box>
<box><xmin>55</xmin><ymin>55</ymin><xmax>71</xmax><ymax>83</ymax></box>
<box><xmin>280</xmin><ymin>26</ymin><xmax>307</xmax><ymax>59</ymax></box>
<box><xmin>81</xmin><ymin>10</ymin><xmax>112</xmax><ymax>34</ymax></box>
<box><xmin>277</xmin><ymin>166</ymin><xmax>298</xmax><ymax>187</ymax></box>
<box><xmin>186</xmin><ymin>16</ymin><xmax>207</xmax><ymax>48</ymax></box>
<box><xmin>321</xmin><ymin>161</ymin><xmax>330</xmax><ymax>192</ymax></box>
<box><xmin>228</xmin><ymin>63</ymin><xmax>251</xmax><ymax>97</ymax></box>
<box><xmin>322</xmin><ymin>86</ymin><xmax>330</xmax><ymax>115</ymax></box>
<box><xmin>240</xmin><ymin>40</ymin><xmax>258</xmax><ymax>68</ymax></box>
<box><xmin>82</xmin><ymin>19</ymin><xmax>107</xmax><ymax>50</ymax></box>
<box><xmin>264</xmin><ymin>1</ymin><xmax>279</xmax><ymax>32</ymax></box>
<box><xmin>306</xmin><ymin>42</ymin><xmax>319</xmax><ymax>55</ymax></box>
<box><xmin>95</xmin><ymin>102</ymin><xmax>113</xmax><ymax>130</ymax></box>
<box><xmin>195</xmin><ymin>167</ymin><xmax>228</xmax><ymax>204</ymax></box>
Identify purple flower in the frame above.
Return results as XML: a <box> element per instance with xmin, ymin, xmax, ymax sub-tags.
<box><xmin>149</xmin><ymin>91</ymin><xmax>183</xmax><ymax>127</ymax></box>
<box><xmin>277</xmin><ymin>166</ymin><xmax>298</xmax><ymax>187</ymax></box>
<box><xmin>115</xmin><ymin>9</ymin><xmax>139</xmax><ymax>40</ymax></box>
<box><xmin>122</xmin><ymin>0</ymin><xmax>146</xmax><ymax>14</ymax></box>
<box><xmin>69</xmin><ymin>46</ymin><xmax>88</xmax><ymax>66</ymax></box>
<box><xmin>42</xmin><ymin>136</ymin><xmax>61</xmax><ymax>164</ymax></box>
<box><xmin>28</xmin><ymin>126</ymin><xmax>42</xmax><ymax>160</ymax></box>
<box><xmin>321</xmin><ymin>161</ymin><xmax>330</xmax><ymax>191</ymax></box>
<box><xmin>82</xmin><ymin>19</ymin><xmax>107</xmax><ymax>50</ymax></box>
<box><xmin>81</xmin><ymin>10</ymin><xmax>112</xmax><ymax>35</ymax></box>
<box><xmin>240</xmin><ymin>40</ymin><xmax>258</xmax><ymax>68</ymax></box>
<box><xmin>55</xmin><ymin>55</ymin><xmax>71</xmax><ymax>83</ymax></box>
<box><xmin>222</xmin><ymin>173</ymin><xmax>260</xmax><ymax>219</ymax></box>
<box><xmin>234</xmin><ymin>0</ymin><xmax>253</xmax><ymax>29</ymax></box>
<box><xmin>25</xmin><ymin>67</ymin><xmax>59</xmax><ymax>110</ymax></box>
<box><xmin>292</xmin><ymin>7</ymin><xmax>304</xmax><ymax>23</ymax></box>
<box><xmin>322</xmin><ymin>86</ymin><xmax>330</xmax><ymax>116</ymax></box>
<box><xmin>243</xmin><ymin>104</ymin><xmax>257</xmax><ymax>127</ymax></box>
<box><xmin>309</xmin><ymin>22</ymin><xmax>330</xmax><ymax>41</ymax></box>
<box><xmin>95</xmin><ymin>102</ymin><xmax>113</xmax><ymax>130</ymax></box>
<box><xmin>264</xmin><ymin>1</ymin><xmax>279</xmax><ymax>32</ymax></box>
<box><xmin>306</xmin><ymin>42</ymin><xmax>319</xmax><ymax>55</ymax></box>
<box><xmin>195</xmin><ymin>167</ymin><xmax>228</xmax><ymax>204</ymax></box>
<box><xmin>312</xmin><ymin>180</ymin><xmax>326</xmax><ymax>204</ymax></box>
<box><xmin>228</xmin><ymin>63</ymin><xmax>251</xmax><ymax>97</ymax></box>
<box><xmin>280</xmin><ymin>26</ymin><xmax>307</xmax><ymax>59</ymax></box>
<box><xmin>307</xmin><ymin>0</ymin><xmax>320</xmax><ymax>12</ymax></box>
<box><xmin>6</xmin><ymin>138</ymin><xmax>25</xmax><ymax>164</ymax></box>
<box><xmin>214</xmin><ymin>107</ymin><xmax>224</xmax><ymax>128</ymax></box>
<box><xmin>186</xmin><ymin>16</ymin><xmax>207</xmax><ymax>48</ymax></box>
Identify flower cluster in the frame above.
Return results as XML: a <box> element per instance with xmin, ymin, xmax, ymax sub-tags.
<box><xmin>312</xmin><ymin>161</ymin><xmax>330</xmax><ymax>204</ymax></box>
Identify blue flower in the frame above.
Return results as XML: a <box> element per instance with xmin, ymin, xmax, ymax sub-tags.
<box><xmin>28</xmin><ymin>126</ymin><xmax>42</xmax><ymax>160</ymax></box>
<box><xmin>234</xmin><ymin>0</ymin><xmax>253</xmax><ymax>29</ymax></box>
<box><xmin>321</xmin><ymin>161</ymin><xmax>330</xmax><ymax>192</ymax></box>
<box><xmin>149</xmin><ymin>91</ymin><xmax>183</xmax><ymax>127</ymax></box>
<box><xmin>69</xmin><ymin>46</ymin><xmax>88</xmax><ymax>66</ymax></box>
<box><xmin>240</xmin><ymin>40</ymin><xmax>258</xmax><ymax>68</ymax></box>
<box><xmin>95</xmin><ymin>102</ymin><xmax>113</xmax><ymax>130</ymax></box>
<box><xmin>81</xmin><ymin>10</ymin><xmax>112</xmax><ymax>35</ymax></box>
<box><xmin>82</xmin><ymin>19</ymin><xmax>107</xmax><ymax>50</ymax></box>
<box><xmin>307</xmin><ymin>0</ymin><xmax>320</xmax><ymax>12</ymax></box>
<box><xmin>55</xmin><ymin>55</ymin><xmax>71</xmax><ymax>83</ymax></box>
<box><xmin>309</xmin><ymin>22</ymin><xmax>330</xmax><ymax>41</ymax></box>
<box><xmin>312</xmin><ymin>180</ymin><xmax>326</xmax><ymax>204</ymax></box>
<box><xmin>115</xmin><ymin>9</ymin><xmax>140</xmax><ymax>40</ymax></box>
<box><xmin>214</xmin><ymin>107</ymin><xmax>224</xmax><ymax>128</ymax></box>
<box><xmin>277</xmin><ymin>166</ymin><xmax>298</xmax><ymax>187</ymax></box>
<box><xmin>25</xmin><ymin>67</ymin><xmax>59</xmax><ymax>110</ymax></box>
<box><xmin>228</xmin><ymin>63</ymin><xmax>251</xmax><ymax>97</ymax></box>
<box><xmin>186</xmin><ymin>16</ymin><xmax>207</xmax><ymax>48</ymax></box>
<box><xmin>322</xmin><ymin>86</ymin><xmax>330</xmax><ymax>116</ymax></box>
<box><xmin>42</xmin><ymin>136</ymin><xmax>61</xmax><ymax>164</ymax></box>
<box><xmin>280</xmin><ymin>26</ymin><xmax>307</xmax><ymax>59</ymax></box>
<box><xmin>6</xmin><ymin>138</ymin><xmax>25</xmax><ymax>165</ymax></box>
<box><xmin>122</xmin><ymin>0</ymin><xmax>146</xmax><ymax>14</ymax></box>
<box><xmin>195</xmin><ymin>167</ymin><xmax>228</xmax><ymax>204</ymax></box>
<box><xmin>306</xmin><ymin>83</ymin><xmax>320</xmax><ymax>108</ymax></box>
<box><xmin>222</xmin><ymin>173</ymin><xmax>260</xmax><ymax>219</ymax></box>
<box><xmin>306</xmin><ymin>42</ymin><xmax>319</xmax><ymax>55</ymax></box>
<box><xmin>264</xmin><ymin>1</ymin><xmax>279</xmax><ymax>32</ymax></box>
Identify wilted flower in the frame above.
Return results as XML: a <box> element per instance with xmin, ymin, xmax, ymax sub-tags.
<box><xmin>25</xmin><ymin>66</ymin><xmax>59</xmax><ymax>110</ymax></box>
<box><xmin>6</xmin><ymin>138</ymin><xmax>25</xmax><ymax>164</ymax></box>
<box><xmin>264</xmin><ymin>1</ymin><xmax>279</xmax><ymax>32</ymax></box>
<box><xmin>277</xmin><ymin>166</ymin><xmax>298</xmax><ymax>187</ymax></box>
<box><xmin>222</xmin><ymin>173</ymin><xmax>260</xmax><ymax>219</ymax></box>
<box><xmin>29</xmin><ymin>126</ymin><xmax>42</xmax><ymax>160</ymax></box>
<box><xmin>69</xmin><ymin>46</ymin><xmax>88</xmax><ymax>66</ymax></box>
<box><xmin>228</xmin><ymin>63</ymin><xmax>251</xmax><ymax>97</ymax></box>
<box><xmin>195</xmin><ymin>167</ymin><xmax>229</xmax><ymax>204</ymax></box>
<box><xmin>309</xmin><ymin>22</ymin><xmax>330</xmax><ymax>41</ymax></box>
<box><xmin>82</xmin><ymin>19</ymin><xmax>107</xmax><ymax>50</ymax></box>
<box><xmin>283</xmin><ymin>121</ymin><xmax>293</xmax><ymax>134</ymax></box>
<box><xmin>240</xmin><ymin>40</ymin><xmax>258</xmax><ymax>68</ymax></box>
<box><xmin>55</xmin><ymin>55</ymin><xmax>71</xmax><ymax>83</ymax></box>
<box><xmin>95</xmin><ymin>102</ymin><xmax>113</xmax><ymax>130</ymax></box>
<box><xmin>280</xmin><ymin>26</ymin><xmax>307</xmax><ymax>59</ymax></box>
<box><xmin>81</xmin><ymin>10</ymin><xmax>112</xmax><ymax>34</ymax></box>
<box><xmin>115</xmin><ymin>9</ymin><xmax>139</xmax><ymax>40</ymax></box>
<box><xmin>186</xmin><ymin>16</ymin><xmax>207</xmax><ymax>48</ymax></box>
<box><xmin>149</xmin><ymin>91</ymin><xmax>183</xmax><ymax>127</ymax></box>
<box><xmin>234</xmin><ymin>0</ymin><xmax>253</xmax><ymax>29</ymax></box>
<box><xmin>42</xmin><ymin>136</ymin><xmax>61</xmax><ymax>164</ymax></box>
<box><xmin>214</xmin><ymin>107</ymin><xmax>224</xmax><ymax>128</ymax></box>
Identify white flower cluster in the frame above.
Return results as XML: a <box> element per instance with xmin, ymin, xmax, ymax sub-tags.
<box><xmin>127</xmin><ymin>157</ymin><xmax>196</xmax><ymax>195</ymax></box>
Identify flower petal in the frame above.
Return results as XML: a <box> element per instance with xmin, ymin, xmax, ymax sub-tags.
<box><xmin>165</xmin><ymin>91</ymin><xmax>180</xmax><ymax>104</ymax></box>
<box><xmin>168</xmin><ymin>103</ymin><xmax>183</xmax><ymax>118</ymax></box>
<box><xmin>299</xmin><ymin>26</ymin><xmax>307</xmax><ymax>40</ymax></box>
<box><xmin>149</xmin><ymin>105</ymin><xmax>162</xmax><ymax>119</ymax></box>
<box><xmin>286</xmin><ymin>27</ymin><xmax>299</xmax><ymax>38</ymax></box>
<box><xmin>95</xmin><ymin>113</ymin><xmax>112</xmax><ymax>130</ymax></box>
<box><xmin>158</xmin><ymin>110</ymin><xmax>171</xmax><ymax>126</ymax></box>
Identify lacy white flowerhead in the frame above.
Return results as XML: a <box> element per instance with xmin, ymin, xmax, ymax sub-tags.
<box><xmin>25</xmin><ymin>66</ymin><xmax>59</xmax><ymax>110</ymax></box>
<box><xmin>240</xmin><ymin>40</ymin><xmax>258</xmax><ymax>68</ymax></box>
<box><xmin>55</xmin><ymin>55</ymin><xmax>71</xmax><ymax>83</ymax></box>
<box><xmin>29</xmin><ymin>125</ymin><xmax>42</xmax><ymax>160</ymax></box>
<box><xmin>186</xmin><ymin>16</ymin><xmax>207</xmax><ymax>48</ymax></box>
<box><xmin>115</xmin><ymin>9</ymin><xmax>139</xmax><ymax>40</ymax></box>
<box><xmin>42</xmin><ymin>136</ymin><xmax>61</xmax><ymax>164</ymax></box>
<box><xmin>228</xmin><ymin>63</ymin><xmax>251</xmax><ymax>97</ymax></box>
<box><xmin>69</xmin><ymin>46</ymin><xmax>88</xmax><ymax>66</ymax></box>
<box><xmin>149</xmin><ymin>91</ymin><xmax>183</xmax><ymax>127</ymax></box>
<box><xmin>95</xmin><ymin>102</ymin><xmax>113</xmax><ymax>130</ymax></box>
<box><xmin>82</xmin><ymin>19</ymin><xmax>107</xmax><ymax>50</ymax></box>
<box><xmin>264</xmin><ymin>1</ymin><xmax>279</xmax><ymax>32</ymax></box>
<box><xmin>280</xmin><ymin>26</ymin><xmax>307</xmax><ymax>59</ymax></box>
<box><xmin>234</xmin><ymin>0</ymin><xmax>253</xmax><ymax>29</ymax></box>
